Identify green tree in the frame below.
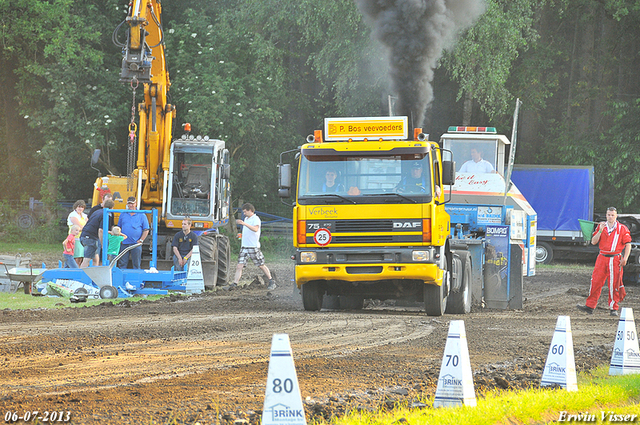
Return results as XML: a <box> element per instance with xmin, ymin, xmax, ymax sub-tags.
<box><xmin>441</xmin><ymin>0</ymin><xmax>541</xmax><ymax>124</ymax></box>
<box><xmin>164</xmin><ymin>0</ymin><xmax>379</xmax><ymax>215</ymax></box>
<box><xmin>0</xmin><ymin>0</ymin><xmax>129</xmax><ymax>209</ymax></box>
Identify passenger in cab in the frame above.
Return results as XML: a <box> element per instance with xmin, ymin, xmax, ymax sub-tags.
<box><xmin>459</xmin><ymin>148</ymin><xmax>495</xmax><ymax>173</ymax></box>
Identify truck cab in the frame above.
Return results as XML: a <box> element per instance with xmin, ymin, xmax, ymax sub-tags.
<box><xmin>280</xmin><ymin>117</ymin><xmax>461</xmax><ymax>315</ymax></box>
<box><xmin>165</xmin><ymin>136</ymin><xmax>231</xmax><ymax>230</ymax></box>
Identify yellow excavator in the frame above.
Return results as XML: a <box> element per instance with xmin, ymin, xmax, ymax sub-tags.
<box><xmin>91</xmin><ymin>0</ymin><xmax>231</xmax><ymax>288</ymax></box>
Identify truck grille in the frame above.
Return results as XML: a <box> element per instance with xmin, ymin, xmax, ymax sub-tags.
<box><xmin>334</xmin><ymin>220</ymin><xmax>393</xmax><ymax>232</ymax></box>
<box><xmin>334</xmin><ymin>235</ymin><xmax>394</xmax><ymax>243</ymax></box>
<box><xmin>346</xmin><ymin>266</ymin><xmax>383</xmax><ymax>274</ymax></box>
<box><xmin>305</xmin><ymin>218</ymin><xmax>423</xmax><ymax>245</ymax></box>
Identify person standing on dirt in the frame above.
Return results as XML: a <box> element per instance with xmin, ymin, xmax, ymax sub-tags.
<box><xmin>67</xmin><ymin>200</ymin><xmax>88</xmax><ymax>266</ymax></box>
<box><xmin>62</xmin><ymin>225</ymin><xmax>81</xmax><ymax>268</ymax></box>
<box><xmin>88</xmin><ymin>193</ymin><xmax>115</xmax><ymax>229</ymax></box>
<box><xmin>227</xmin><ymin>203</ymin><xmax>276</xmax><ymax>290</ymax></box>
<box><xmin>171</xmin><ymin>218</ymin><xmax>198</xmax><ymax>271</ymax></box>
<box><xmin>117</xmin><ymin>197</ymin><xmax>149</xmax><ymax>269</ymax></box>
<box><xmin>80</xmin><ymin>199</ymin><xmax>115</xmax><ymax>268</ymax></box>
<box><xmin>577</xmin><ymin>207</ymin><xmax>632</xmax><ymax>316</ymax></box>
<box><xmin>88</xmin><ymin>193</ymin><xmax>114</xmax><ymax>264</ymax></box>
<box><xmin>107</xmin><ymin>226</ymin><xmax>128</xmax><ymax>263</ymax></box>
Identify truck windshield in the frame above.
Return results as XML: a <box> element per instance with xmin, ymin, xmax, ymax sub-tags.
<box><xmin>297</xmin><ymin>154</ymin><xmax>432</xmax><ymax>204</ymax></box>
<box><xmin>170</xmin><ymin>151</ymin><xmax>213</xmax><ymax>217</ymax></box>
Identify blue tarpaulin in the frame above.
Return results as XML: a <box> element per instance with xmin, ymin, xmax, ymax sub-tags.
<box><xmin>511</xmin><ymin>165</ymin><xmax>594</xmax><ymax>232</ymax></box>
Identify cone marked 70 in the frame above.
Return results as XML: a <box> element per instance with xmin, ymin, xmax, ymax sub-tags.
<box><xmin>433</xmin><ymin>320</ymin><xmax>476</xmax><ymax>407</ymax></box>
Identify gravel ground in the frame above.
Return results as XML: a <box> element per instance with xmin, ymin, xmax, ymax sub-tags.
<box><xmin>1</xmin><ymin>256</ymin><xmax>637</xmax><ymax>424</ymax></box>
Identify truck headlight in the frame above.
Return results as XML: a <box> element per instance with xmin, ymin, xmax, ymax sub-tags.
<box><xmin>300</xmin><ymin>252</ymin><xmax>317</xmax><ymax>263</ymax></box>
<box><xmin>412</xmin><ymin>251</ymin><xmax>430</xmax><ymax>261</ymax></box>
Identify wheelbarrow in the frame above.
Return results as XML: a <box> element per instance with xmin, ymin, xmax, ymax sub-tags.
<box><xmin>3</xmin><ymin>263</ymin><xmax>47</xmax><ymax>295</ymax></box>
<box><xmin>0</xmin><ymin>253</ymin><xmax>32</xmax><ymax>293</ymax></box>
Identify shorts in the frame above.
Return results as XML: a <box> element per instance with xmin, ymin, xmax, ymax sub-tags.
<box><xmin>238</xmin><ymin>247</ymin><xmax>265</xmax><ymax>266</ymax></box>
<box><xmin>81</xmin><ymin>237</ymin><xmax>99</xmax><ymax>259</ymax></box>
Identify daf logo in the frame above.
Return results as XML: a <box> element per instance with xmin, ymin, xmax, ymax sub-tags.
<box><xmin>393</xmin><ymin>222</ymin><xmax>421</xmax><ymax>229</ymax></box>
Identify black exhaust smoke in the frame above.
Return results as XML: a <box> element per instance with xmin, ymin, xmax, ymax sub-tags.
<box><xmin>354</xmin><ymin>0</ymin><xmax>485</xmax><ymax>127</ymax></box>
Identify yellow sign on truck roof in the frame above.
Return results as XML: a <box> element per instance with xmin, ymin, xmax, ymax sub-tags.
<box><xmin>324</xmin><ymin>116</ymin><xmax>408</xmax><ymax>141</ymax></box>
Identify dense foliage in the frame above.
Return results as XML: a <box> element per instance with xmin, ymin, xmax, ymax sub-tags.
<box><xmin>1</xmin><ymin>0</ymin><xmax>639</xmax><ymax>216</ymax></box>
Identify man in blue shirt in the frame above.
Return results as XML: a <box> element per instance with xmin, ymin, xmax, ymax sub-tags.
<box><xmin>117</xmin><ymin>197</ymin><xmax>150</xmax><ymax>269</ymax></box>
<box><xmin>80</xmin><ymin>199</ymin><xmax>115</xmax><ymax>268</ymax></box>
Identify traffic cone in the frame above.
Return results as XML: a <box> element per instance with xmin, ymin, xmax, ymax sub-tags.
<box><xmin>185</xmin><ymin>245</ymin><xmax>204</xmax><ymax>294</ymax></box>
<box><xmin>433</xmin><ymin>320</ymin><xmax>476</xmax><ymax>407</ymax></box>
<box><xmin>609</xmin><ymin>308</ymin><xmax>640</xmax><ymax>375</ymax></box>
<box><xmin>262</xmin><ymin>334</ymin><xmax>306</xmax><ymax>425</ymax></box>
<box><xmin>540</xmin><ymin>316</ymin><xmax>577</xmax><ymax>391</ymax></box>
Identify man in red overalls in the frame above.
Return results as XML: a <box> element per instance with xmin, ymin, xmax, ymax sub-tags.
<box><xmin>577</xmin><ymin>207</ymin><xmax>632</xmax><ymax>316</ymax></box>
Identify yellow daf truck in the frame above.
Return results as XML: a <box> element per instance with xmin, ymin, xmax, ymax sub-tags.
<box><xmin>278</xmin><ymin>117</ymin><xmax>458</xmax><ymax>315</ymax></box>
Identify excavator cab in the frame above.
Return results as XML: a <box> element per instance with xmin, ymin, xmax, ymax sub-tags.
<box><xmin>166</xmin><ymin>136</ymin><xmax>230</xmax><ymax>224</ymax></box>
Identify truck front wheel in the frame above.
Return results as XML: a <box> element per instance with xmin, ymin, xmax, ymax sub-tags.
<box><xmin>424</xmin><ymin>264</ymin><xmax>448</xmax><ymax>316</ymax></box>
<box><xmin>301</xmin><ymin>281</ymin><xmax>323</xmax><ymax>311</ymax></box>
<box><xmin>536</xmin><ymin>242</ymin><xmax>554</xmax><ymax>264</ymax></box>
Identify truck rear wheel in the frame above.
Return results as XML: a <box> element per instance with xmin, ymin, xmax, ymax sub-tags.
<box><xmin>301</xmin><ymin>281</ymin><xmax>323</xmax><ymax>311</ymax></box>
<box><xmin>446</xmin><ymin>252</ymin><xmax>472</xmax><ymax>314</ymax></box>
<box><xmin>536</xmin><ymin>242</ymin><xmax>554</xmax><ymax>264</ymax></box>
<box><xmin>215</xmin><ymin>235</ymin><xmax>231</xmax><ymax>287</ymax></box>
<box><xmin>424</xmin><ymin>262</ymin><xmax>448</xmax><ymax>316</ymax></box>
<box><xmin>199</xmin><ymin>233</ymin><xmax>218</xmax><ymax>290</ymax></box>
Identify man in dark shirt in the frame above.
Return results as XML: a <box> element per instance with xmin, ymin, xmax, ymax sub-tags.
<box><xmin>88</xmin><ymin>193</ymin><xmax>112</xmax><ymax>219</ymax></box>
<box><xmin>172</xmin><ymin>218</ymin><xmax>198</xmax><ymax>271</ymax></box>
<box><xmin>396</xmin><ymin>161</ymin><xmax>427</xmax><ymax>193</ymax></box>
<box><xmin>87</xmin><ymin>193</ymin><xmax>114</xmax><ymax>263</ymax></box>
<box><xmin>80</xmin><ymin>199</ymin><xmax>115</xmax><ymax>267</ymax></box>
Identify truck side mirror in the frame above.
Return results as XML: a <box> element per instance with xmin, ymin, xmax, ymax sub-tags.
<box><xmin>221</xmin><ymin>164</ymin><xmax>231</xmax><ymax>179</ymax></box>
<box><xmin>278</xmin><ymin>163</ymin><xmax>292</xmax><ymax>198</ymax></box>
<box><xmin>90</xmin><ymin>149</ymin><xmax>102</xmax><ymax>177</ymax></box>
<box><xmin>91</xmin><ymin>149</ymin><xmax>101</xmax><ymax>166</ymax></box>
<box><xmin>442</xmin><ymin>160</ymin><xmax>455</xmax><ymax>185</ymax></box>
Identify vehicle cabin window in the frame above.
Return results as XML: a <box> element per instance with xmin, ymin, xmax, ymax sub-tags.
<box><xmin>297</xmin><ymin>154</ymin><xmax>432</xmax><ymax>199</ymax></box>
<box><xmin>447</xmin><ymin>140</ymin><xmax>497</xmax><ymax>173</ymax></box>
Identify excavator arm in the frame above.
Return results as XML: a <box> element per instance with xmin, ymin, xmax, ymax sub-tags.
<box><xmin>113</xmin><ymin>0</ymin><xmax>174</xmax><ymax>205</ymax></box>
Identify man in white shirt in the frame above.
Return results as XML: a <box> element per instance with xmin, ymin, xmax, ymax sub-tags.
<box><xmin>227</xmin><ymin>203</ymin><xmax>276</xmax><ymax>290</ymax></box>
<box><xmin>459</xmin><ymin>147</ymin><xmax>495</xmax><ymax>173</ymax></box>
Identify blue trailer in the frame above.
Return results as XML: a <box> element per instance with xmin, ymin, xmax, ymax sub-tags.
<box><xmin>511</xmin><ymin>165</ymin><xmax>640</xmax><ymax>283</ymax></box>
<box><xmin>511</xmin><ymin>165</ymin><xmax>595</xmax><ymax>264</ymax></box>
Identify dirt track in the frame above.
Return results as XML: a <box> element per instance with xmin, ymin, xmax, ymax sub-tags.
<box><xmin>1</xmin><ymin>259</ymin><xmax>637</xmax><ymax>424</ymax></box>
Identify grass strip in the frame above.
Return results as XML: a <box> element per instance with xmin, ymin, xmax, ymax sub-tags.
<box><xmin>0</xmin><ymin>290</ymin><xmax>170</xmax><ymax>310</ymax></box>
<box><xmin>330</xmin><ymin>367</ymin><xmax>640</xmax><ymax>425</ymax></box>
